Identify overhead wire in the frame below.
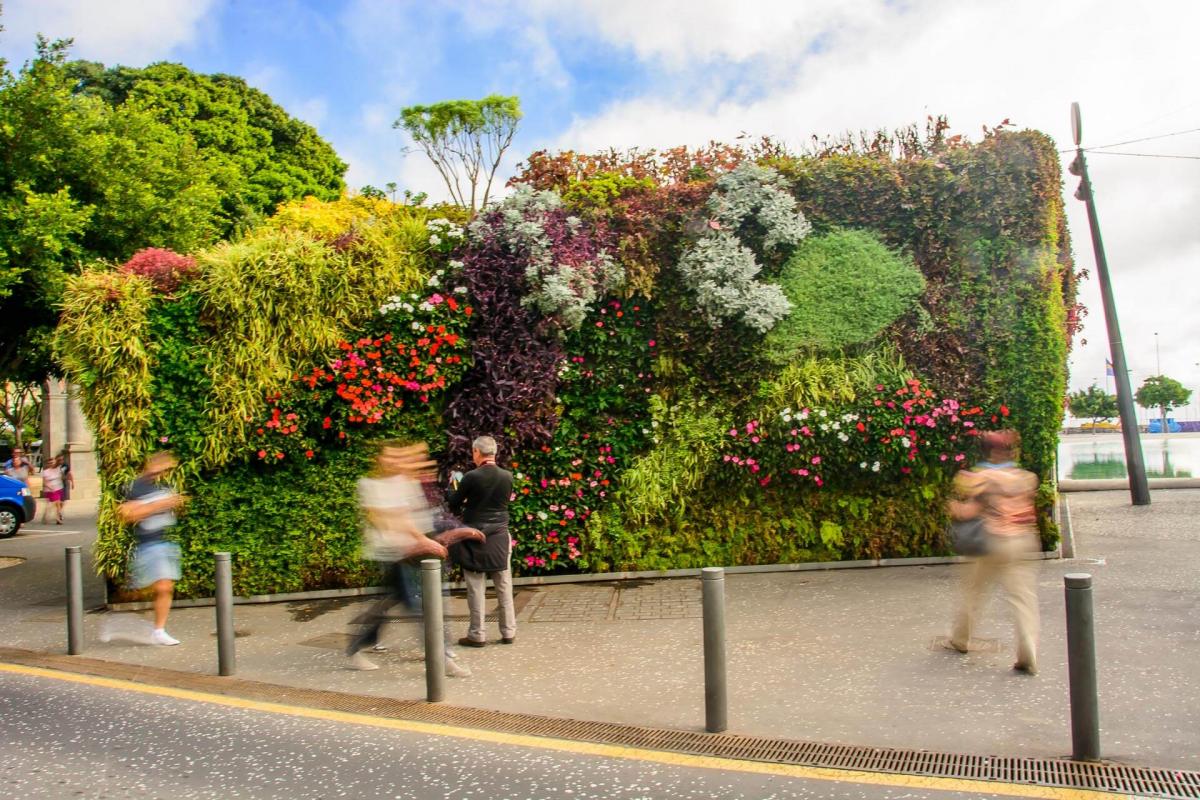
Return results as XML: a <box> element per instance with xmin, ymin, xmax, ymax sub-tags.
<box><xmin>1058</xmin><ymin>125</ymin><xmax>1200</xmax><ymax>153</ymax></box>
<box><xmin>1086</xmin><ymin>151</ymin><xmax>1200</xmax><ymax>161</ymax></box>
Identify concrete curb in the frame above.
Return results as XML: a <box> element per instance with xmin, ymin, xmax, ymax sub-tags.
<box><xmin>1059</xmin><ymin>477</ymin><xmax>1200</xmax><ymax>492</ymax></box>
<box><xmin>106</xmin><ymin>550</ymin><xmax>1062</xmax><ymax>612</ymax></box>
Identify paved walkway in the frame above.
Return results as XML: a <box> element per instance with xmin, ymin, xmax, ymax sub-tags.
<box><xmin>1</xmin><ymin>489</ymin><xmax>1197</xmax><ymax>772</ymax></box>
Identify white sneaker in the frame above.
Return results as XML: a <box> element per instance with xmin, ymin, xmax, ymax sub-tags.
<box><xmin>445</xmin><ymin>657</ymin><xmax>471</xmax><ymax>678</ymax></box>
<box><xmin>348</xmin><ymin>651</ymin><xmax>380</xmax><ymax>670</ymax></box>
<box><xmin>151</xmin><ymin>629</ymin><xmax>180</xmax><ymax>646</ymax></box>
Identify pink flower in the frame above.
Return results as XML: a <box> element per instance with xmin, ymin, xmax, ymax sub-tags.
<box><xmin>751</xmin><ymin>436</ymin><xmax>760</xmax><ymax>443</ymax></box>
<box><xmin>811</xmin><ymin>456</ymin><xmax>821</xmax><ymax>465</ymax></box>
<box><xmin>648</xmin><ymin>339</ymin><xmax>656</xmax><ymax>347</ymax></box>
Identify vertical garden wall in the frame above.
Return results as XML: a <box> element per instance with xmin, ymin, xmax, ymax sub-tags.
<box><xmin>56</xmin><ymin>126</ymin><xmax>1077</xmax><ymax>598</ymax></box>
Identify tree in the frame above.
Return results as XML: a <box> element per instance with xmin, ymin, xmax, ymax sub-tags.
<box><xmin>1067</xmin><ymin>384</ymin><xmax>1119</xmax><ymax>429</ymax></box>
<box><xmin>0</xmin><ymin>381</ymin><xmax>40</xmax><ymax>448</ymax></box>
<box><xmin>1135</xmin><ymin>375</ymin><xmax>1192</xmax><ymax>433</ymax></box>
<box><xmin>394</xmin><ymin>95</ymin><xmax>521</xmax><ymax>212</ymax></box>
<box><xmin>66</xmin><ymin>60</ymin><xmax>347</xmax><ymax>233</ymax></box>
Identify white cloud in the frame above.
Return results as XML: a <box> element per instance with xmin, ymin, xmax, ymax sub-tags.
<box><xmin>523</xmin><ymin>0</ymin><xmax>887</xmax><ymax>66</ymax></box>
<box><xmin>0</xmin><ymin>0</ymin><xmax>219</xmax><ymax>65</ymax></box>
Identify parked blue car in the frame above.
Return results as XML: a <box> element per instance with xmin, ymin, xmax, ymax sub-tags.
<box><xmin>1148</xmin><ymin>418</ymin><xmax>1182</xmax><ymax>434</ymax></box>
<box><xmin>0</xmin><ymin>474</ymin><xmax>35</xmax><ymax>537</ymax></box>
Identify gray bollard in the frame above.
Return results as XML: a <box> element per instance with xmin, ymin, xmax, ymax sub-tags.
<box><xmin>65</xmin><ymin>546</ymin><xmax>83</xmax><ymax>655</ymax></box>
<box><xmin>421</xmin><ymin>559</ymin><xmax>445</xmax><ymax>703</ymax></box>
<box><xmin>701</xmin><ymin>567</ymin><xmax>728</xmax><ymax>733</ymax></box>
<box><xmin>214</xmin><ymin>552</ymin><xmax>236</xmax><ymax>676</ymax></box>
<box><xmin>1065</xmin><ymin>573</ymin><xmax>1100</xmax><ymax>761</ymax></box>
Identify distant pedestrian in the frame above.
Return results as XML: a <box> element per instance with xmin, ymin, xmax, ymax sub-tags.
<box><xmin>40</xmin><ymin>455</ymin><xmax>73</xmax><ymax>524</ymax></box>
<box><xmin>446</xmin><ymin>435</ymin><xmax>516</xmax><ymax>648</ymax></box>
<box><xmin>945</xmin><ymin>429</ymin><xmax>1041</xmax><ymax>675</ymax></box>
<box><xmin>347</xmin><ymin>442</ymin><xmax>473</xmax><ymax>677</ymax></box>
<box><xmin>112</xmin><ymin>451</ymin><xmax>186</xmax><ymax>646</ymax></box>
<box><xmin>3</xmin><ymin>446</ymin><xmax>33</xmax><ymax>486</ymax></box>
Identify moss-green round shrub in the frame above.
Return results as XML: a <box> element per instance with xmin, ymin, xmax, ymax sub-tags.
<box><xmin>765</xmin><ymin>228</ymin><xmax>925</xmax><ymax>360</ymax></box>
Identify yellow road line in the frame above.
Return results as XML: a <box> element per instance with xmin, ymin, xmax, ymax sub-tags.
<box><xmin>0</xmin><ymin>662</ymin><xmax>1119</xmax><ymax>799</ymax></box>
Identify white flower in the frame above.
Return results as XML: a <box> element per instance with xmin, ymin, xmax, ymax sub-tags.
<box><xmin>782</xmin><ymin>413</ymin><xmax>793</xmax><ymax>423</ymax></box>
<box><xmin>831</xmin><ymin>422</ymin><xmax>841</xmax><ymax>430</ymax></box>
<box><xmin>860</xmin><ymin>461</ymin><xmax>868</xmax><ymax>469</ymax></box>
<box><xmin>871</xmin><ymin>462</ymin><xmax>881</xmax><ymax>472</ymax></box>
<box><xmin>818</xmin><ymin>409</ymin><xmax>827</xmax><ymax>418</ymax></box>
<box><xmin>411</xmin><ymin>321</ymin><xmax>422</xmax><ymax>330</ymax></box>
<box><xmin>901</xmin><ymin>437</ymin><xmax>911</xmax><ymax>448</ymax></box>
<box><xmin>427</xmin><ymin>274</ymin><xmax>440</xmax><ymax>287</ymax></box>
<box><xmin>837</xmin><ymin>432</ymin><xmax>849</xmax><ymax>442</ymax></box>
<box><xmin>454</xmin><ymin>286</ymin><xmax>467</xmax><ymax>294</ymax></box>
<box><xmin>429</xmin><ymin>234</ymin><xmax>441</xmax><ymax>246</ymax></box>
<box><xmin>449</xmin><ymin>259</ymin><xmax>464</xmax><ymax>269</ymax></box>
<box><xmin>537</xmin><ymin>511</ymin><xmax>548</xmax><ymax>520</ymax></box>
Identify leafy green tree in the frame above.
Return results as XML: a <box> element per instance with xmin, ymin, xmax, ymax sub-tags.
<box><xmin>395</xmin><ymin>95</ymin><xmax>521</xmax><ymax>211</ymax></box>
<box><xmin>1067</xmin><ymin>384</ymin><xmax>1118</xmax><ymax>429</ymax></box>
<box><xmin>1135</xmin><ymin>375</ymin><xmax>1192</xmax><ymax>432</ymax></box>
<box><xmin>66</xmin><ymin>60</ymin><xmax>347</xmax><ymax>233</ymax></box>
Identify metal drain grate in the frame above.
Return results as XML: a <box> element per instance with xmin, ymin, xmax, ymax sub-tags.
<box><xmin>3</xmin><ymin>646</ymin><xmax>1198</xmax><ymax>798</ymax></box>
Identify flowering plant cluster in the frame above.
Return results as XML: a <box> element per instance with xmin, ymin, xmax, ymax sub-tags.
<box><xmin>505</xmin><ymin>297</ymin><xmax>655</xmax><ymax>572</ymax></box>
<box><xmin>119</xmin><ymin>247</ymin><xmax>198</xmax><ymax>293</ymax></box>
<box><xmin>248</xmin><ymin>270</ymin><xmax>473</xmax><ymax>462</ymax></box>
<box><xmin>723</xmin><ymin>379</ymin><xmax>1002</xmax><ymax>488</ymax></box>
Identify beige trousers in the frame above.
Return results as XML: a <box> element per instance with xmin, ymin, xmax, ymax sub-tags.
<box><xmin>463</xmin><ymin>546</ymin><xmax>515</xmax><ymax>643</ymax></box>
<box><xmin>950</xmin><ymin>531</ymin><xmax>1040</xmax><ymax>668</ymax></box>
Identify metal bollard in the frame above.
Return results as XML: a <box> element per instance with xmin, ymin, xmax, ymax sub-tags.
<box><xmin>701</xmin><ymin>567</ymin><xmax>728</xmax><ymax>733</ymax></box>
<box><xmin>421</xmin><ymin>559</ymin><xmax>445</xmax><ymax>702</ymax></box>
<box><xmin>1065</xmin><ymin>573</ymin><xmax>1100</xmax><ymax>761</ymax></box>
<box><xmin>65</xmin><ymin>546</ymin><xmax>83</xmax><ymax>655</ymax></box>
<box><xmin>214</xmin><ymin>552</ymin><xmax>236</xmax><ymax>676</ymax></box>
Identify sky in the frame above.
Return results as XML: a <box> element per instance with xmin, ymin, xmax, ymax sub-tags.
<box><xmin>2</xmin><ymin>0</ymin><xmax>1198</xmax><ymax>417</ymax></box>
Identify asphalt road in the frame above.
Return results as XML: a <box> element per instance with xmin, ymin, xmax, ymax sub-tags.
<box><xmin>0</xmin><ymin>668</ymin><xmax>1032</xmax><ymax>800</ymax></box>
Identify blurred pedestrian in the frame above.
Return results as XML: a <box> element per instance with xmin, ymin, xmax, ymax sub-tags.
<box><xmin>446</xmin><ymin>435</ymin><xmax>516</xmax><ymax>648</ymax></box>
<box><xmin>945</xmin><ymin>429</ymin><xmax>1041</xmax><ymax>674</ymax></box>
<box><xmin>347</xmin><ymin>442</ymin><xmax>473</xmax><ymax>677</ymax></box>
<box><xmin>3</xmin><ymin>446</ymin><xmax>33</xmax><ymax>486</ymax></box>
<box><xmin>112</xmin><ymin>451</ymin><xmax>186</xmax><ymax>646</ymax></box>
<box><xmin>40</xmin><ymin>454</ymin><xmax>73</xmax><ymax>524</ymax></box>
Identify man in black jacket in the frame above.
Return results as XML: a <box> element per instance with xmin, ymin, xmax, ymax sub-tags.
<box><xmin>446</xmin><ymin>435</ymin><xmax>516</xmax><ymax>646</ymax></box>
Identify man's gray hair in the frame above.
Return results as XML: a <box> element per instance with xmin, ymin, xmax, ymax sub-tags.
<box><xmin>472</xmin><ymin>436</ymin><xmax>498</xmax><ymax>456</ymax></box>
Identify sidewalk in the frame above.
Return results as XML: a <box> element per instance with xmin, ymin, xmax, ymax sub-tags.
<box><xmin>2</xmin><ymin>490</ymin><xmax>1197</xmax><ymax>771</ymax></box>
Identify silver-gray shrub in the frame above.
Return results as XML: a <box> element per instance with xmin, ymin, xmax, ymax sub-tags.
<box><xmin>707</xmin><ymin>162</ymin><xmax>811</xmax><ymax>253</ymax></box>
<box><xmin>676</xmin><ymin>231</ymin><xmax>792</xmax><ymax>333</ymax></box>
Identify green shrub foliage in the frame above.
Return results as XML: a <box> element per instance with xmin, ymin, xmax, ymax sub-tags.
<box><xmin>58</xmin><ymin>123</ymin><xmax>1076</xmax><ymax>595</ymax></box>
<box><xmin>765</xmin><ymin>228</ymin><xmax>925</xmax><ymax>359</ymax></box>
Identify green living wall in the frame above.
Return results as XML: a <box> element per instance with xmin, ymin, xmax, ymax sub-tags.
<box><xmin>56</xmin><ymin>126</ymin><xmax>1077</xmax><ymax>598</ymax></box>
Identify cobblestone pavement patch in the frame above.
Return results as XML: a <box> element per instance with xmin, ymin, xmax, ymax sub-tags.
<box><xmin>529</xmin><ymin>580</ymin><xmax>703</xmax><ymax>622</ymax></box>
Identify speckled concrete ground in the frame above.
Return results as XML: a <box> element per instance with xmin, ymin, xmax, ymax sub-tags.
<box><xmin>2</xmin><ymin>490</ymin><xmax>1197</xmax><ymax>771</ymax></box>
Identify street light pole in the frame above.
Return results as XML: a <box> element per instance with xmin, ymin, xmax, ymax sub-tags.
<box><xmin>1068</xmin><ymin>102</ymin><xmax>1151</xmax><ymax>505</ymax></box>
<box><xmin>1155</xmin><ymin>332</ymin><xmax>1161</xmax><ymax>376</ymax></box>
